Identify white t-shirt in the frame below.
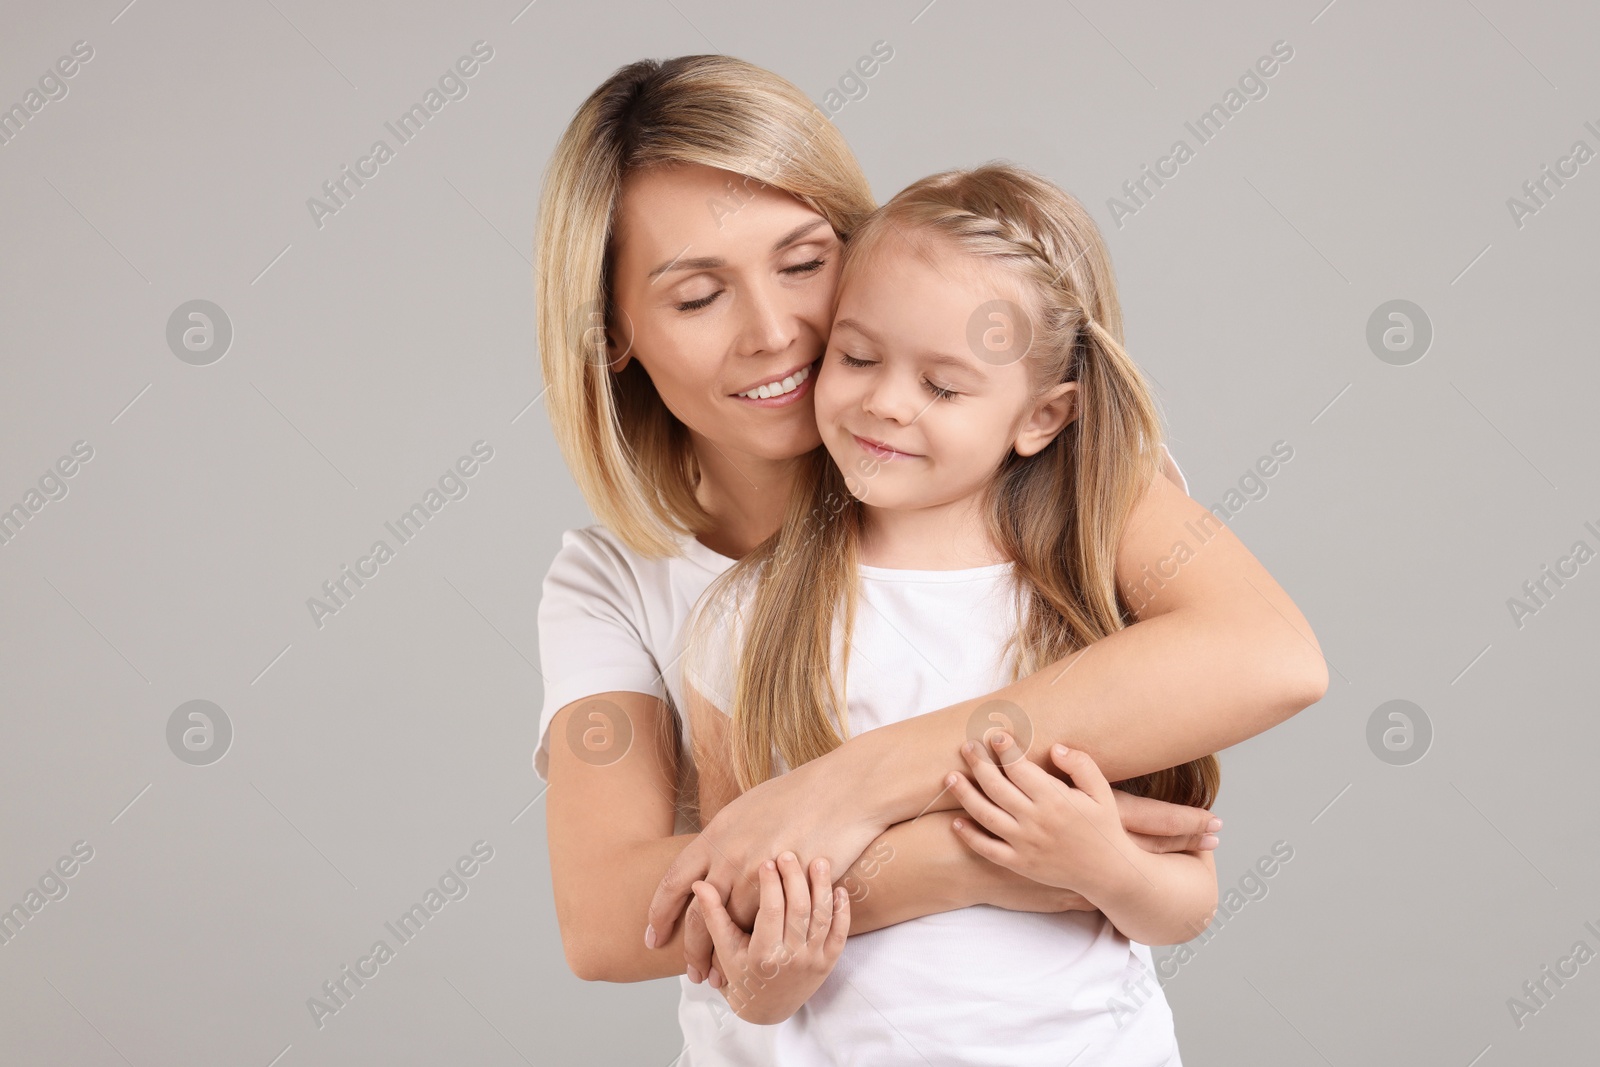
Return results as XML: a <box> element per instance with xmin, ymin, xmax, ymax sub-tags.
<box><xmin>682</xmin><ymin>558</ymin><xmax>1183</xmax><ymax>1066</ymax></box>
<box><xmin>534</xmin><ymin>447</ymin><xmax>1190</xmax><ymax>1065</ymax></box>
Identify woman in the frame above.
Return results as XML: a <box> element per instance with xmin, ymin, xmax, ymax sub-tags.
<box><xmin>532</xmin><ymin>53</ymin><xmax>1325</xmax><ymax>1050</ymax></box>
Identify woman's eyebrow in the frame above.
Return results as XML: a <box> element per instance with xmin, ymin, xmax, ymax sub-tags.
<box><xmin>646</xmin><ymin>220</ymin><xmax>831</xmax><ymax>280</ymax></box>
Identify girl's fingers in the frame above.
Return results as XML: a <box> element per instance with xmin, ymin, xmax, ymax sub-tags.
<box><xmin>775</xmin><ymin>852</ymin><xmax>811</xmax><ymax>947</ymax></box>
<box><xmin>1049</xmin><ymin>745</ymin><xmax>1114</xmax><ymax>804</ymax></box>
<box><xmin>991</xmin><ymin>747</ymin><xmax>1066</xmax><ymax>803</ymax></box>
<box><xmin>964</xmin><ymin>737</ymin><xmax>1033</xmax><ymax>812</ymax></box>
<box><xmin>945</xmin><ymin>770</ymin><xmax>1020</xmax><ymax>839</ymax></box>
<box><xmin>690</xmin><ymin>881</ymin><xmax>745</xmax><ymax>964</ymax></box>
<box><xmin>750</xmin><ymin>859</ymin><xmax>786</xmax><ymax>950</ymax></box>
<box><xmin>951</xmin><ymin>816</ymin><xmax>1020</xmax><ymax>868</ymax></box>
<box><xmin>806</xmin><ymin>857</ymin><xmax>834</xmax><ymax>944</ymax></box>
<box><xmin>822</xmin><ymin>886</ymin><xmax>850</xmax><ymax>959</ymax></box>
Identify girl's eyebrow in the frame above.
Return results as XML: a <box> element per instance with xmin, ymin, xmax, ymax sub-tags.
<box><xmin>645</xmin><ymin>220</ymin><xmax>831</xmax><ymax>280</ymax></box>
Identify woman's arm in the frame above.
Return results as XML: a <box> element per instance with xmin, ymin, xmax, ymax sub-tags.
<box><xmin>648</xmin><ymin>473</ymin><xmax>1325</xmax><ymax>942</ymax></box>
<box><xmin>546</xmin><ymin>692</ymin><xmax>706</xmax><ymax>983</ymax></box>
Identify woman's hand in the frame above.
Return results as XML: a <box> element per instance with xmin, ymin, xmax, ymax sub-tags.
<box><xmin>647</xmin><ymin>746</ymin><xmax>883</xmax><ymax>951</ymax></box>
<box><xmin>691</xmin><ymin>852</ymin><xmax>850</xmax><ymax>1025</ymax></box>
<box><xmin>946</xmin><ymin>732</ymin><xmax>1146</xmax><ymax>899</ymax></box>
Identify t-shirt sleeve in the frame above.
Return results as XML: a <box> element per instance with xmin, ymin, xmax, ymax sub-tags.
<box><xmin>533</xmin><ymin>527</ymin><xmax>668</xmax><ymax>782</ymax></box>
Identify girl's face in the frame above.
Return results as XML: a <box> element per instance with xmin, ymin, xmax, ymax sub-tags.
<box><xmin>608</xmin><ymin>163</ymin><xmax>842</xmax><ymax>465</ymax></box>
<box><xmin>812</xmin><ymin>235</ymin><xmax>1077</xmax><ymax>512</ymax></box>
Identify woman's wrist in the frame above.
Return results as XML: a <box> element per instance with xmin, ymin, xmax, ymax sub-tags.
<box><xmin>834</xmin><ymin>711</ymin><xmax>962</xmax><ymax>828</ymax></box>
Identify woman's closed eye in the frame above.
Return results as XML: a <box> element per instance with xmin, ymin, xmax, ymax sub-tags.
<box><xmin>672</xmin><ymin>258</ymin><xmax>827</xmax><ymax>313</ymax></box>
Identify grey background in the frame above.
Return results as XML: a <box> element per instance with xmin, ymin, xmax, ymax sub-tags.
<box><xmin>1</xmin><ymin>0</ymin><xmax>1595</xmax><ymax>1063</ymax></box>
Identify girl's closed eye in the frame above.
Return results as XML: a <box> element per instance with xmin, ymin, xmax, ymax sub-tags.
<box><xmin>923</xmin><ymin>378</ymin><xmax>958</xmax><ymax>400</ymax></box>
<box><xmin>837</xmin><ymin>351</ymin><xmax>874</xmax><ymax>368</ymax></box>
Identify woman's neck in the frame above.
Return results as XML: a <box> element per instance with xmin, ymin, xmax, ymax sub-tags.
<box><xmin>857</xmin><ymin>493</ymin><xmax>1004</xmax><ymax>570</ymax></box>
<box><xmin>690</xmin><ymin>434</ymin><xmax>800</xmax><ymax>559</ymax></box>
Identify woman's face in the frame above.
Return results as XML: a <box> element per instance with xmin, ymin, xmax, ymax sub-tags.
<box><xmin>608</xmin><ymin>163</ymin><xmax>841</xmax><ymax>464</ymax></box>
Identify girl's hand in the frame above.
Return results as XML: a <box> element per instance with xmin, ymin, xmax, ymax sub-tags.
<box><xmin>946</xmin><ymin>733</ymin><xmax>1139</xmax><ymax>899</ymax></box>
<box><xmin>690</xmin><ymin>852</ymin><xmax>850</xmax><ymax>1025</ymax></box>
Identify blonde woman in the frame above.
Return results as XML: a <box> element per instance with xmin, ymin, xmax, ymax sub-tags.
<box><xmin>680</xmin><ymin>163</ymin><xmax>1226</xmax><ymax>1063</ymax></box>
<box><xmin>533</xmin><ymin>55</ymin><xmax>1325</xmax><ymax>1058</ymax></box>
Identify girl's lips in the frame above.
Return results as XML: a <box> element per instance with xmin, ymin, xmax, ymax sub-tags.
<box><xmin>730</xmin><ymin>359</ymin><xmax>819</xmax><ymax>409</ymax></box>
<box><xmin>852</xmin><ymin>434</ymin><xmax>921</xmax><ymax>460</ymax></box>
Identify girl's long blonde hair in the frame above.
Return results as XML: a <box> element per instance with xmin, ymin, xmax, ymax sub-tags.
<box><xmin>535</xmin><ymin>55</ymin><xmax>877</xmax><ymax>558</ymax></box>
<box><xmin>693</xmin><ymin>163</ymin><xmax>1220</xmax><ymax>810</ymax></box>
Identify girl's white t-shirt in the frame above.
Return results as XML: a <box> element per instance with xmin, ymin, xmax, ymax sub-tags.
<box><xmin>534</xmin><ymin>448</ymin><xmax>1189</xmax><ymax>1066</ymax></box>
<box><xmin>681</xmin><ymin>560</ymin><xmax>1182</xmax><ymax>1066</ymax></box>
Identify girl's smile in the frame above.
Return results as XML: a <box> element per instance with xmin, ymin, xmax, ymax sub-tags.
<box><xmin>850</xmin><ymin>433</ymin><xmax>923</xmax><ymax>460</ymax></box>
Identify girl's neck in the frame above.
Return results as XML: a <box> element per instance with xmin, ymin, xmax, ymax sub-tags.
<box><xmin>690</xmin><ymin>433</ymin><xmax>800</xmax><ymax>560</ymax></box>
<box><xmin>857</xmin><ymin>493</ymin><xmax>1005</xmax><ymax>571</ymax></box>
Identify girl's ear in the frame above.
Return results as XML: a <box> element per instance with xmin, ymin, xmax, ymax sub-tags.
<box><xmin>1014</xmin><ymin>382</ymin><xmax>1078</xmax><ymax>457</ymax></box>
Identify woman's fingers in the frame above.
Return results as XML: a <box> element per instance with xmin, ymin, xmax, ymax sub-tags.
<box><xmin>960</xmin><ymin>738</ymin><xmax>1032</xmax><ymax>814</ymax></box>
<box><xmin>648</xmin><ymin>838</ymin><xmax>717</xmax><ymax>948</ymax></box>
<box><xmin>951</xmin><ymin>815</ymin><xmax>1020</xmax><ymax>868</ymax></box>
<box><xmin>1111</xmin><ymin>788</ymin><xmax>1221</xmax><ymax>842</ymax></box>
<box><xmin>806</xmin><ymin>857</ymin><xmax>834</xmax><ymax>944</ymax></box>
<box><xmin>945</xmin><ymin>769</ymin><xmax>1020</xmax><ymax>839</ymax></box>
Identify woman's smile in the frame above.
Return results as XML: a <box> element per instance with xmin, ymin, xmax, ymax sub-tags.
<box><xmin>730</xmin><ymin>358</ymin><xmax>820</xmax><ymax>407</ymax></box>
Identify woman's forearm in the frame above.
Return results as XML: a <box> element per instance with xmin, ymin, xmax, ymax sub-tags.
<box><xmin>848</xmin><ymin>605</ymin><xmax>1323</xmax><ymax>826</ymax></box>
<box><xmin>837</xmin><ymin>481</ymin><xmax>1327</xmax><ymax>827</ymax></box>
<box><xmin>553</xmin><ymin>832</ymin><xmax>702</xmax><ymax>983</ymax></box>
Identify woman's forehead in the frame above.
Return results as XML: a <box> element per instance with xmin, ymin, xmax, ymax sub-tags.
<box><xmin>613</xmin><ymin>164</ymin><xmax>830</xmax><ymax>268</ymax></box>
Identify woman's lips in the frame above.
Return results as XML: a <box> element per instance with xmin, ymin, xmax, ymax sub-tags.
<box><xmin>851</xmin><ymin>434</ymin><xmax>921</xmax><ymax>460</ymax></box>
<box><xmin>730</xmin><ymin>359</ymin><xmax>818</xmax><ymax>409</ymax></box>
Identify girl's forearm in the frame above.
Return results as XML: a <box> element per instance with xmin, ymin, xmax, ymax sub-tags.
<box><xmin>841</xmin><ymin>813</ymin><xmax>986</xmax><ymax>932</ymax></box>
<box><xmin>1082</xmin><ymin>845</ymin><xmax>1218</xmax><ymax>947</ymax></box>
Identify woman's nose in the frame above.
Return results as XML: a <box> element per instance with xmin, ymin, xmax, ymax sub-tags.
<box><xmin>736</xmin><ymin>280</ymin><xmax>798</xmax><ymax>358</ymax></box>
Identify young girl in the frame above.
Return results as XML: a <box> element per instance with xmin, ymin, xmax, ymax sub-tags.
<box><xmin>681</xmin><ymin>163</ymin><xmax>1220</xmax><ymax>1065</ymax></box>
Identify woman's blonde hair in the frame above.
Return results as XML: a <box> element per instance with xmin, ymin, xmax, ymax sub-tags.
<box><xmin>693</xmin><ymin>163</ymin><xmax>1220</xmax><ymax>810</ymax></box>
<box><xmin>535</xmin><ymin>55</ymin><xmax>877</xmax><ymax>557</ymax></box>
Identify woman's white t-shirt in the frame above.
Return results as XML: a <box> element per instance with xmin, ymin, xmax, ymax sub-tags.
<box><xmin>534</xmin><ymin>448</ymin><xmax>1189</xmax><ymax>1065</ymax></box>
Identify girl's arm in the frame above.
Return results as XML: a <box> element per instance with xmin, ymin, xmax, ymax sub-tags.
<box><xmin>947</xmin><ymin>737</ymin><xmax>1218</xmax><ymax>947</ymax></box>
<box><xmin>648</xmin><ymin>473</ymin><xmax>1326</xmax><ymax>942</ymax></box>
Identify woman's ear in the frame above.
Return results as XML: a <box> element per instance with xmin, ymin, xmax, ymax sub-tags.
<box><xmin>606</xmin><ymin>308</ymin><xmax>636</xmax><ymax>373</ymax></box>
<box><xmin>1014</xmin><ymin>382</ymin><xmax>1078</xmax><ymax>457</ymax></box>
<box><xmin>608</xmin><ymin>339</ymin><xmax>631</xmax><ymax>373</ymax></box>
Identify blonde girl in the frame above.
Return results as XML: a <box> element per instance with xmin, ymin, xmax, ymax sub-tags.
<box><xmin>680</xmin><ymin>164</ymin><xmax>1219</xmax><ymax>1063</ymax></box>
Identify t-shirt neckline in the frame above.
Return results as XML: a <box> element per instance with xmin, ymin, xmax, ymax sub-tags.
<box><xmin>679</xmin><ymin>531</ymin><xmax>1012</xmax><ymax>583</ymax></box>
